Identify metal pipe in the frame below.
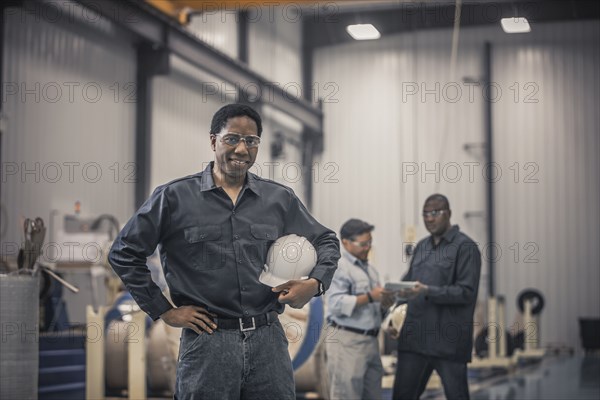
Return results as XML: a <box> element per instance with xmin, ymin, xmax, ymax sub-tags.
<box><xmin>484</xmin><ymin>41</ymin><xmax>495</xmax><ymax>298</ymax></box>
<box><xmin>40</xmin><ymin>266</ymin><xmax>80</xmax><ymax>293</ymax></box>
<box><xmin>135</xmin><ymin>46</ymin><xmax>152</xmax><ymax>208</ymax></box>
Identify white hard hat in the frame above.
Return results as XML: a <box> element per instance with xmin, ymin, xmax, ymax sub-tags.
<box><xmin>259</xmin><ymin>234</ymin><xmax>317</xmax><ymax>287</ymax></box>
<box><xmin>389</xmin><ymin>303</ymin><xmax>408</xmax><ymax>331</ymax></box>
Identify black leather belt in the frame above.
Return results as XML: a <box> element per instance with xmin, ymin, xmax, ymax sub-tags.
<box><xmin>215</xmin><ymin>311</ymin><xmax>278</xmax><ymax>332</ymax></box>
<box><xmin>329</xmin><ymin>320</ymin><xmax>379</xmax><ymax>337</ymax></box>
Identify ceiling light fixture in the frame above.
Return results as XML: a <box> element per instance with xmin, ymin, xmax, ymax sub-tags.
<box><xmin>500</xmin><ymin>17</ymin><xmax>531</xmax><ymax>33</ymax></box>
<box><xmin>346</xmin><ymin>24</ymin><xmax>381</xmax><ymax>40</ymax></box>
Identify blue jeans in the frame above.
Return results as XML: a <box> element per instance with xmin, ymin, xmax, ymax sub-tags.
<box><xmin>175</xmin><ymin>319</ymin><xmax>295</xmax><ymax>400</ymax></box>
<box><xmin>392</xmin><ymin>352</ymin><xmax>470</xmax><ymax>400</ymax></box>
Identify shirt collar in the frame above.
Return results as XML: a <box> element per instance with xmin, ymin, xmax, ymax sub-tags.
<box><xmin>430</xmin><ymin>224</ymin><xmax>460</xmax><ymax>245</ymax></box>
<box><xmin>245</xmin><ymin>170</ymin><xmax>262</xmax><ymax>196</ymax></box>
<box><xmin>200</xmin><ymin>161</ymin><xmax>261</xmax><ymax>196</ymax></box>
<box><xmin>342</xmin><ymin>249</ymin><xmax>368</xmax><ymax>268</ymax></box>
<box><xmin>200</xmin><ymin>162</ymin><xmax>217</xmax><ymax>192</ymax></box>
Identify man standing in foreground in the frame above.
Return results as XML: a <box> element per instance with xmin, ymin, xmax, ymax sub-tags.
<box><xmin>109</xmin><ymin>103</ymin><xmax>340</xmax><ymax>399</ymax></box>
<box><xmin>326</xmin><ymin>219</ymin><xmax>392</xmax><ymax>400</ymax></box>
<box><xmin>393</xmin><ymin>194</ymin><xmax>481</xmax><ymax>400</ymax></box>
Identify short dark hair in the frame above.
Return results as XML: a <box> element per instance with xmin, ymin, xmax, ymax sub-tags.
<box><xmin>425</xmin><ymin>193</ymin><xmax>450</xmax><ymax>210</ymax></box>
<box><xmin>210</xmin><ymin>103</ymin><xmax>263</xmax><ymax>136</ymax></box>
<box><xmin>340</xmin><ymin>219</ymin><xmax>375</xmax><ymax>240</ymax></box>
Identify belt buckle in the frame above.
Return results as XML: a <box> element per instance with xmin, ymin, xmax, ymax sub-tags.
<box><xmin>239</xmin><ymin>317</ymin><xmax>256</xmax><ymax>332</ymax></box>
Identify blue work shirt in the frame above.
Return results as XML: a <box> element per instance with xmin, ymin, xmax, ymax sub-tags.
<box><xmin>108</xmin><ymin>162</ymin><xmax>340</xmax><ymax>320</ymax></box>
<box><xmin>325</xmin><ymin>249</ymin><xmax>382</xmax><ymax>331</ymax></box>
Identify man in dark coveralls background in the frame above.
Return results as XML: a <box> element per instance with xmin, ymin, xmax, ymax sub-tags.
<box><xmin>392</xmin><ymin>194</ymin><xmax>481</xmax><ymax>400</ymax></box>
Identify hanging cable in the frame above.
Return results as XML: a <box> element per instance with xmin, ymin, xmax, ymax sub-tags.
<box><xmin>434</xmin><ymin>0</ymin><xmax>462</xmax><ymax>192</ymax></box>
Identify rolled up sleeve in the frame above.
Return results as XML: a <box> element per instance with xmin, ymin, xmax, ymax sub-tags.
<box><xmin>326</xmin><ymin>269</ymin><xmax>358</xmax><ymax>317</ymax></box>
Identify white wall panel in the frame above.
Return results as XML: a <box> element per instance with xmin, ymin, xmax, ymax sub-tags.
<box><xmin>313</xmin><ymin>31</ymin><xmax>486</xmax><ymax>285</ymax></box>
<box><xmin>249</xmin><ymin>6</ymin><xmax>303</xmax><ymax>92</ymax></box>
<box><xmin>313</xmin><ymin>20</ymin><xmax>600</xmax><ymax>350</ymax></box>
<box><xmin>492</xmin><ymin>21</ymin><xmax>600</xmax><ymax>351</ymax></box>
<box><xmin>248</xmin><ymin>6</ymin><xmax>305</xmax><ymax>202</ymax></box>
<box><xmin>150</xmin><ymin>56</ymin><xmax>224</xmax><ymax>192</ymax></box>
<box><xmin>1</xmin><ymin>8</ymin><xmax>136</xmax><ymax>252</ymax></box>
<box><xmin>186</xmin><ymin>11</ymin><xmax>238</xmax><ymax>60</ymax></box>
<box><xmin>313</xmin><ymin>37</ymin><xmax>406</xmax><ymax>284</ymax></box>
<box><xmin>185</xmin><ymin>5</ymin><xmax>303</xmax><ymax>87</ymax></box>
<box><xmin>257</xmin><ymin>105</ymin><xmax>306</xmax><ymax>204</ymax></box>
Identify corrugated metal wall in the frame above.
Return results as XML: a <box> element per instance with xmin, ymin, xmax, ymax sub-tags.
<box><xmin>249</xmin><ymin>6</ymin><xmax>303</xmax><ymax>89</ymax></box>
<box><xmin>313</xmin><ymin>21</ymin><xmax>600</xmax><ymax>350</ymax></box>
<box><xmin>150</xmin><ymin>56</ymin><xmax>224</xmax><ymax>192</ymax></box>
<box><xmin>248</xmin><ymin>6</ymin><xmax>305</xmax><ymax>201</ymax></box>
<box><xmin>185</xmin><ymin>5</ymin><xmax>303</xmax><ymax>85</ymax></box>
<box><xmin>492</xmin><ymin>21</ymin><xmax>600</xmax><ymax>350</ymax></box>
<box><xmin>313</xmin><ymin>32</ymin><xmax>486</xmax><ymax>284</ymax></box>
<box><xmin>186</xmin><ymin>11</ymin><xmax>238</xmax><ymax>59</ymax></box>
<box><xmin>312</xmin><ymin>38</ymin><xmax>406</xmax><ymax>285</ymax></box>
<box><xmin>258</xmin><ymin>106</ymin><xmax>306</xmax><ymax>203</ymax></box>
<box><xmin>1</xmin><ymin>7</ymin><xmax>137</xmax><ymax>250</ymax></box>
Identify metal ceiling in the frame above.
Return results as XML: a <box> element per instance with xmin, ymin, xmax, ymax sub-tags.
<box><xmin>304</xmin><ymin>0</ymin><xmax>600</xmax><ymax>48</ymax></box>
<box><xmin>144</xmin><ymin>0</ymin><xmax>341</xmax><ymax>23</ymax></box>
<box><xmin>144</xmin><ymin>1</ymin><xmax>600</xmax><ymax>48</ymax></box>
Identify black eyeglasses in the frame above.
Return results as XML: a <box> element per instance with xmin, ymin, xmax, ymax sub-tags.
<box><xmin>422</xmin><ymin>209</ymin><xmax>448</xmax><ymax>218</ymax></box>
<box><xmin>215</xmin><ymin>133</ymin><xmax>261</xmax><ymax>148</ymax></box>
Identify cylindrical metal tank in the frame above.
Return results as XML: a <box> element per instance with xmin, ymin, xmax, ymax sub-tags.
<box><xmin>280</xmin><ymin>296</ymin><xmax>328</xmax><ymax>395</ymax></box>
<box><xmin>0</xmin><ymin>273</ymin><xmax>40</xmax><ymax>400</ymax></box>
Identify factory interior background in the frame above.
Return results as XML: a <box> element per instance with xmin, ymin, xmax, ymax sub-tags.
<box><xmin>1</xmin><ymin>0</ymin><xmax>599</xmax><ymax>399</ymax></box>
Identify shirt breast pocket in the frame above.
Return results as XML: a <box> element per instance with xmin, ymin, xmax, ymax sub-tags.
<box><xmin>248</xmin><ymin>224</ymin><xmax>279</xmax><ymax>266</ymax></box>
<box><xmin>352</xmin><ymin>277</ymin><xmax>371</xmax><ymax>295</ymax></box>
<box><xmin>250</xmin><ymin>224</ymin><xmax>278</xmax><ymax>241</ymax></box>
<box><xmin>438</xmin><ymin>258</ymin><xmax>456</xmax><ymax>283</ymax></box>
<box><xmin>184</xmin><ymin>225</ymin><xmax>225</xmax><ymax>270</ymax></box>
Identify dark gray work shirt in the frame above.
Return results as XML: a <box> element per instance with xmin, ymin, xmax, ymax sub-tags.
<box><xmin>398</xmin><ymin>225</ymin><xmax>481</xmax><ymax>363</ymax></box>
<box><xmin>108</xmin><ymin>162</ymin><xmax>340</xmax><ymax>321</ymax></box>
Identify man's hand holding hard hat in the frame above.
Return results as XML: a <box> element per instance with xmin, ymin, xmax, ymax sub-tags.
<box><xmin>259</xmin><ymin>234</ymin><xmax>321</xmax><ymax>309</ymax></box>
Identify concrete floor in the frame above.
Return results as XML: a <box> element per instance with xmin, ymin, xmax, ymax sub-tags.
<box><xmin>393</xmin><ymin>355</ymin><xmax>600</xmax><ymax>400</ymax></box>
<box><xmin>112</xmin><ymin>355</ymin><xmax>600</xmax><ymax>399</ymax></box>
<box><xmin>470</xmin><ymin>356</ymin><xmax>600</xmax><ymax>400</ymax></box>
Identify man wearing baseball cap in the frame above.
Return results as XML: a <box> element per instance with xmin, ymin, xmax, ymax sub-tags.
<box><xmin>325</xmin><ymin>218</ymin><xmax>392</xmax><ymax>400</ymax></box>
